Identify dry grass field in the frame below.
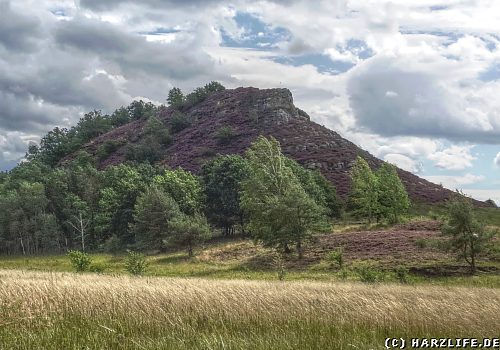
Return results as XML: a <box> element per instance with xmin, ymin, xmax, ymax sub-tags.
<box><xmin>0</xmin><ymin>270</ymin><xmax>498</xmax><ymax>349</ymax></box>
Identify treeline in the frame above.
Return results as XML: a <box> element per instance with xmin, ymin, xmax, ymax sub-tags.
<box><xmin>0</xmin><ymin>135</ymin><xmax>345</xmax><ymax>256</ymax></box>
<box><xmin>0</xmin><ymin>81</ymin><xmax>412</xmax><ymax>257</ymax></box>
<box><xmin>25</xmin><ymin>82</ymin><xmax>226</xmax><ymax>168</ymax></box>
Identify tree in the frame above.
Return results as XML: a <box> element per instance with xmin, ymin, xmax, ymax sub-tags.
<box><xmin>348</xmin><ymin>156</ymin><xmax>378</xmax><ymax>222</ymax></box>
<box><xmin>375</xmin><ymin>163</ymin><xmax>410</xmax><ymax>223</ymax></box>
<box><xmin>126</xmin><ymin>116</ymin><xmax>171</xmax><ymax>164</ymax></box>
<box><xmin>168</xmin><ymin>213</ymin><xmax>211</xmax><ymax>257</ymax></box>
<box><xmin>169</xmin><ymin>112</ymin><xmax>191</xmax><ymax>133</ymax></box>
<box><xmin>72</xmin><ymin>110</ymin><xmax>111</xmax><ymax>144</ymax></box>
<box><xmin>37</xmin><ymin>127</ymin><xmax>74</xmax><ymax>167</ymax></box>
<box><xmin>441</xmin><ymin>192</ymin><xmax>497</xmax><ymax>274</ymax></box>
<box><xmin>201</xmin><ymin>154</ymin><xmax>250</xmax><ymax>235</ymax></box>
<box><xmin>285</xmin><ymin>158</ymin><xmax>342</xmax><ymax>218</ymax></box>
<box><xmin>153</xmin><ymin>168</ymin><xmax>202</xmax><ymax>215</ymax></box>
<box><xmin>485</xmin><ymin>199</ymin><xmax>498</xmax><ymax>208</ymax></box>
<box><xmin>127</xmin><ymin>100</ymin><xmax>157</xmax><ymax>120</ymax></box>
<box><xmin>131</xmin><ymin>185</ymin><xmax>180</xmax><ymax>251</ymax></box>
<box><xmin>96</xmin><ymin>164</ymin><xmax>146</xmax><ymax>245</ymax></box>
<box><xmin>204</xmin><ymin>81</ymin><xmax>225</xmax><ymax>93</ymax></box>
<box><xmin>167</xmin><ymin>87</ymin><xmax>184</xmax><ymax>108</ymax></box>
<box><xmin>240</xmin><ymin>136</ymin><xmax>326</xmax><ymax>258</ymax></box>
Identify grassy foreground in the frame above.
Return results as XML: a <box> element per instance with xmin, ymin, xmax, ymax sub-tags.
<box><xmin>0</xmin><ymin>270</ymin><xmax>499</xmax><ymax>350</ymax></box>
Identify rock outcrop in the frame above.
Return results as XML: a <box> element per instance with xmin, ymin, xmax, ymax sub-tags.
<box><xmin>78</xmin><ymin>87</ymin><xmax>487</xmax><ymax>205</ymax></box>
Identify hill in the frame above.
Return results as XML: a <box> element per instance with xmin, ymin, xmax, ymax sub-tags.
<box><xmin>73</xmin><ymin>87</ymin><xmax>482</xmax><ymax>205</ymax></box>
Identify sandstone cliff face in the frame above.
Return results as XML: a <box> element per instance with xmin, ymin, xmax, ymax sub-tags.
<box><xmin>79</xmin><ymin>87</ymin><xmax>476</xmax><ymax>205</ymax></box>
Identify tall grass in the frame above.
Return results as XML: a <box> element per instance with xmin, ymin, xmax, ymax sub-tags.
<box><xmin>0</xmin><ymin>270</ymin><xmax>498</xmax><ymax>349</ymax></box>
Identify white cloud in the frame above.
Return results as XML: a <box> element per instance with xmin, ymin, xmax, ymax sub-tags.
<box><xmin>495</xmin><ymin>152</ymin><xmax>500</xmax><ymax>167</ymax></box>
<box><xmin>423</xmin><ymin>173</ymin><xmax>485</xmax><ymax>190</ymax></box>
<box><xmin>427</xmin><ymin>145</ymin><xmax>476</xmax><ymax>170</ymax></box>
<box><xmin>383</xmin><ymin>153</ymin><xmax>422</xmax><ymax>173</ymax></box>
<box><xmin>461</xmin><ymin>189</ymin><xmax>500</xmax><ymax>207</ymax></box>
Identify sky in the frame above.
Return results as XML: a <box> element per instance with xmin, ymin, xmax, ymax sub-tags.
<box><xmin>0</xmin><ymin>0</ymin><xmax>499</xmax><ymax>204</ymax></box>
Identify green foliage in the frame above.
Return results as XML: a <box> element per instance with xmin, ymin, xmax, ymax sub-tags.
<box><xmin>67</xmin><ymin>250</ymin><xmax>92</xmax><ymax>272</ymax></box>
<box><xmin>104</xmin><ymin>235</ymin><xmax>122</xmax><ymax>255</ymax></box>
<box><xmin>74</xmin><ymin>110</ymin><xmax>112</xmax><ymax>144</ymax></box>
<box><xmin>327</xmin><ymin>247</ymin><xmax>344</xmax><ymax>268</ymax></box>
<box><xmin>169</xmin><ymin>112</ymin><xmax>191</xmax><ymax>133</ymax></box>
<box><xmin>125</xmin><ymin>251</ymin><xmax>148</xmax><ymax>276</ymax></box>
<box><xmin>441</xmin><ymin>192</ymin><xmax>497</xmax><ymax>274</ymax></box>
<box><xmin>36</xmin><ymin>127</ymin><xmax>74</xmax><ymax>167</ymax></box>
<box><xmin>376</xmin><ymin>163</ymin><xmax>410</xmax><ymax>223</ymax></box>
<box><xmin>204</xmin><ymin>81</ymin><xmax>226</xmax><ymax>93</ymax></box>
<box><xmin>285</xmin><ymin>158</ymin><xmax>342</xmax><ymax>218</ymax></box>
<box><xmin>131</xmin><ymin>185</ymin><xmax>180</xmax><ymax>251</ymax></box>
<box><xmin>168</xmin><ymin>213</ymin><xmax>212</xmax><ymax>257</ymax></box>
<box><xmin>96</xmin><ymin>164</ymin><xmax>146</xmax><ymax>243</ymax></box>
<box><xmin>97</xmin><ymin>140</ymin><xmax>123</xmax><ymax>161</ymax></box>
<box><xmin>240</xmin><ymin>136</ymin><xmax>327</xmax><ymax>258</ymax></box>
<box><xmin>182</xmin><ymin>82</ymin><xmax>225</xmax><ymax>108</ymax></box>
<box><xmin>127</xmin><ymin>100</ymin><xmax>157</xmax><ymax>120</ymax></box>
<box><xmin>167</xmin><ymin>87</ymin><xmax>185</xmax><ymax>108</ymax></box>
<box><xmin>201</xmin><ymin>154</ymin><xmax>250</xmax><ymax>234</ymax></box>
<box><xmin>394</xmin><ymin>266</ymin><xmax>410</xmax><ymax>284</ymax></box>
<box><xmin>126</xmin><ymin>116</ymin><xmax>171</xmax><ymax>164</ymax></box>
<box><xmin>348</xmin><ymin>156</ymin><xmax>379</xmax><ymax>222</ymax></box>
<box><xmin>272</xmin><ymin>251</ymin><xmax>286</xmax><ymax>281</ymax></box>
<box><xmin>355</xmin><ymin>263</ymin><xmax>381</xmax><ymax>283</ymax></box>
<box><xmin>154</xmin><ymin>168</ymin><xmax>202</xmax><ymax>215</ymax></box>
<box><xmin>214</xmin><ymin>126</ymin><xmax>236</xmax><ymax>145</ymax></box>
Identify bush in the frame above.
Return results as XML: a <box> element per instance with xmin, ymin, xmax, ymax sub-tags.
<box><xmin>394</xmin><ymin>266</ymin><xmax>409</xmax><ymax>284</ymax></box>
<box><xmin>125</xmin><ymin>141</ymin><xmax>163</xmax><ymax>164</ymax></box>
<box><xmin>354</xmin><ymin>263</ymin><xmax>381</xmax><ymax>283</ymax></box>
<box><xmin>96</xmin><ymin>140</ymin><xmax>123</xmax><ymax>161</ymax></box>
<box><xmin>327</xmin><ymin>247</ymin><xmax>344</xmax><ymax>268</ymax></box>
<box><xmin>67</xmin><ymin>250</ymin><xmax>92</xmax><ymax>272</ymax></box>
<box><xmin>169</xmin><ymin>112</ymin><xmax>191</xmax><ymax>133</ymax></box>
<box><xmin>125</xmin><ymin>251</ymin><xmax>148</xmax><ymax>276</ymax></box>
<box><xmin>214</xmin><ymin>126</ymin><xmax>235</xmax><ymax>145</ymax></box>
<box><xmin>273</xmin><ymin>252</ymin><xmax>286</xmax><ymax>281</ymax></box>
<box><xmin>88</xmin><ymin>263</ymin><xmax>106</xmax><ymax>273</ymax></box>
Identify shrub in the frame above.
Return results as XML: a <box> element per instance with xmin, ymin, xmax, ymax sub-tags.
<box><xmin>169</xmin><ymin>112</ymin><xmax>191</xmax><ymax>133</ymax></box>
<box><xmin>338</xmin><ymin>267</ymin><xmax>348</xmax><ymax>281</ymax></box>
<box><xmin>96</xmin><ymin>140</ymin><xmax>123</xmax><ymax>161</ymax></box>
<box><xmin>125</xmin><ymin>251</ymin><xmax>148</xmax><ymax>276</ymax></box>
<box><xmin>354</xmin><ymin>263</ymin><xmax>381</xmax><ymax>283</ymax></box>
<box><xmin>327</xmin><ymin>247</ymin><xmax>344</xmax><ymax>268</ymax></box>
<box><xmin>273</xmin><ymin>251</ymin><xmax>286</xmax><ymax>281</ymax></box>
<box><xmin>415</xmin><ymin>238</ymin><xmax>427</xmax><ymax>249</ymax></box>
<box><xmin>394</xmin><ymin>266</ymin><xmax>409</xmax><ymax>284</ymax></box>
<box><xmin>67</xmin><ymin>250</ymin><xmax>92</xmax><ymax>272</ymax></box>
<box><xmin>214</xmin><ymin>126</ymin><xmax>235</xmax><ymax>145</ymax></box>
<box><xmin>125</xmin><ymin>141</ymin><xmax>163</xmax><ymax>164</ymax></box>
<box><xmin>88</xmin><ymin>263</ymin><xmax>106</xmax><ymax>274</ymax></box>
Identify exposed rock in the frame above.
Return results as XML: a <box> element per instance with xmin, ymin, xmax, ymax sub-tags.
<box><xmin>72</xmin><ymin>87</ymin><xmax>490</xmax><ymax>206</ymax></box>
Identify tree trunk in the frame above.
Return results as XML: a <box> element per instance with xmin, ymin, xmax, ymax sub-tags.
<box><xmin>188</xmin><ymin>245</ymin><xmax>193</xmax><ymax>257</ymax></box>
<box><xmin>19</xmin><ymin>236</ymin><xmax>26</xmax><ymax>256</ymax></box>
<box><xmin>470</xmin><ymin>240</ymin><xmax>476</xmax><ymax>275</ymax></box>
<box><xmin>296</xmin><ymin>240</ymin><xmax>303</xmax><ymax>260</ymax></box>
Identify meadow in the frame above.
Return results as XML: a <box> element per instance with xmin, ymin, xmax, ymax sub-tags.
<box><xmin>0</xmin><ymin>270</ymin><xmax>499</xmax><ymax>350</ymax></box>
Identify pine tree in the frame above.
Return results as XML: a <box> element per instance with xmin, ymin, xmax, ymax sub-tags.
<box><xmin>131</xmin><ymin>185</ymin><xmax>180</xmax><ymax>251</ymax></box>
<box><xmin>167</xmin><ymin>87</ymin><xmax>184</xmax><ymax>108</ymax></box>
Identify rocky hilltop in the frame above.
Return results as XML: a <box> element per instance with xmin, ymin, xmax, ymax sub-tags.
<box><xmin>79</xmin><ymin>87</ymin><xmax>474</xmax><ymax>204</ymax></box>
